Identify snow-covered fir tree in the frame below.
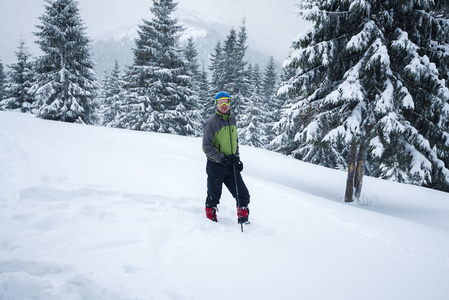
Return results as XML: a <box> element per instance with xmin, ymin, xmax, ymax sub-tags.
<box><xmin>234</xmin><ymin>20</ymin><xmax>251</xmax><ymax>118</ymax></box>
<box><xmin>239</xmin><ymin>63</ymin><xmax>269</xmax><ymax>148</ymax></box>
<box><xmin>0</xmin><ymin>40</ymin><xmax>35</xmax><ymax>113</ymax></box>
<box><xmin>209</xmin><ymin>21</ymin><xmax>251</xmax><ymax>120</ymax></box>
<box><xmin>274</xmin><ymin>0</ymin><xmax>449</xmax><ymax>197</ymax></box>
<box><xmin>262</xmin><ymin>57</ymin><xmax>278</xmax><ymax>103</ymax></box>
<box><xmin>0</xmin><ymin>59</ymin><xmax>8</xmax><ymax>102</ymax></box>
<box><xmin>238</xmin><ymin>63</ymin><xmax>254</xmax><ymax>145</ymax></box>
<box><xmin>209</xmin><ymin>41</ymin><xmax>225</xmax><ymax>93</ymax></box>
<box><xmin>115</xmin><ymin>0</ymin><xmax>201</xmax><ymax>136</ymax></box>
<box><xmin>197</xmin><ymin>68</ymin><xmax>212</xmax><ymax>121</ymax></box>
<box><xmin>222</xmin><ymin>29</ymin><xmax>239</xmax><ymax>93</ymax></box>
<box><xmin>32</xmin><ymin>0</ymin><xmax>97</xmax><ymax>124</ymax></box>
<box><xmin>182</xmin><ymin>37</ymin><xmax>205</xmax><ymax>130</ymax></box>
<box><xmin>183</xmin><ymin>37</ymin><xmax>201</xmax><ymax>84</ymax></box>
<box><xmin>261</xmin><ymin>56</ymin><xmax>279</xmax><ymax>144</ymax></box>
<box><xmin>224</xmin><ymin>22</ymin><xmax>251</xmax><ymax>118</ymax></box>
<box><xmin>99</xmin><ymin>61</ymin><xmax>125</xmax><ymax>126</ymax></box>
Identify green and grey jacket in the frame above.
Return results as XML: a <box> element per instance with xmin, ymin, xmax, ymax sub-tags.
<box><xmin>203</xmin><ymin>111</ymin><xmax>239</xmax><ymax>163</ymax></box>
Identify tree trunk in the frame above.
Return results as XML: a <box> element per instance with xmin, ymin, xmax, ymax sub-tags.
<box><xmin>345</xmin><ymin>140</ymin><xmax>357</xmax><ymax>202</ymax></box>
<box><xmin>354</xmin><ymin>143</ymin><xmax>367</xmax><ymax>202</ymax></box>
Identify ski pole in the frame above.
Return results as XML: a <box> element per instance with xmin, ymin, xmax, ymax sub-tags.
<box><xmin>233</xmin><ymin>164</ymin><xmax>243</xmax><ymax>233</ymax></box>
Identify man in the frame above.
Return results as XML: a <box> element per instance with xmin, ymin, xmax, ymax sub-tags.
<box><xmin>202</xmin><ymin>91</ymin><xmax>250</xmax><ymax>223</ymax></box>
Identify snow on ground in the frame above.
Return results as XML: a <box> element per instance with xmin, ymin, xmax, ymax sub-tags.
<box><xmin>0</xmin><ymin>111</ymin><xmax>448</xmax><ymax>300</ymax></box>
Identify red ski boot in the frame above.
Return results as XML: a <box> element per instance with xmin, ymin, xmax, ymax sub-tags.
<box><xmin>237</xmin><ymin>206</ymin><xmax>249</xmax><ymax>224</ymax></box>
<box><xmin>205</xmin><ymin>206</ymin><xmax>218</xmax><ymax>222</ymax></box>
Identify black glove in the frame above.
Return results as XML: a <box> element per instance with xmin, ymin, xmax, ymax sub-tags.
<box><xmin>227</xmin><ymin>154</ymin><xmax>240</xmax><ymax>166</ymax></box>
<box><xmin>221</xmin><ymin>154</ymin><xmax>239</xmax><ymax>166</ymax></box>
<box><xmin>221</xmin><ymin>156</ymin><xmax>229</xmax><ymax>166</ymax></box>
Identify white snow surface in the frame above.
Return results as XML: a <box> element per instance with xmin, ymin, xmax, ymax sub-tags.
<box><xmin>1</xmin><ymin>111</ymin><xmax>449</xmax><ymax>300</ymax></box>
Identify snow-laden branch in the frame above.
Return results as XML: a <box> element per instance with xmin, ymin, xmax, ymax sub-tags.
<box><xmin>346</xmin><ymin>21</ymin><xmax>378</xmax><ymax>52</ymax></box>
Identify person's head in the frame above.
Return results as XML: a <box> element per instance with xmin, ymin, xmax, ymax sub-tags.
<box><xmin>215</xmin><ymin>91</ymin><xmax>231</xmax><ymax>114</ymax></box>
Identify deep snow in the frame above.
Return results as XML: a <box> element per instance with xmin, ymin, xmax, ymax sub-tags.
<box><xmin>0</xmin><ymin>111</ymin><xmax>448</xmax><ymax>300</ymax></box>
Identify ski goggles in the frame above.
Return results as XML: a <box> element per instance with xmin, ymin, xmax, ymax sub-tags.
<box><xmin>216</xmin><ymin>97</ymin><xmax>231</xmax><ymax>106</ymax></box>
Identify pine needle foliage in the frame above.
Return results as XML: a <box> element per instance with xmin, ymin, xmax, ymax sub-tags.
<box><xmin>275</xmin><ymin>0</ymin><xmax>449</xmax><ymax>191</ymax></box>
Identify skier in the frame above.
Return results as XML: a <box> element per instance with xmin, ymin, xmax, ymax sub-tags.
<box><xmin>203</xmin><ymin>91</ymin><xmax>250</xmax><ymax>224</ymax></box>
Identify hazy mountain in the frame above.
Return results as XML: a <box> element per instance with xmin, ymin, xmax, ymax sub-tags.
<box><xmin>91</xmin><ymin>9</ymin><xmax>280</xmax><ymax>80</ymax></box>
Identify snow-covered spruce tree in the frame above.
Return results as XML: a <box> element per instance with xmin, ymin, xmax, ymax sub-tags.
<box><xmin>222</xmin><ymin>29</ymin><xmax>238</xmax><ymax>94</ymax></box>
<box><xmin>117</xmin><ymin>0</ymin><xmax>201</xmax><ymax>136</ymax></box>
<box><xmin>223</xmin><ymin>21</ymin><xmax>251</xmax><ymax>119</ymax></box>
<box><xmin>209</xmin><ymin>21</ymin><xmax>251</xmax><ymax>120</ymax></box>
<box><xmin>388</xmin><ymin>0</ymin><xmax>449</xmax><ymax>192</ymax></box>
<box><xmin>235</xmin><ymin>20</ymin><xmax>251</xmax><ymax>118</ymax></box>
<box><xmin>209</xmin><ymin>41</ymin><xmax>225</xmax><ymax>94</ymax></box>
<box><xmin>238</xmin><ymin>62</ymin><xmax>254</xmax><ymax>146</ymax></box>
<box><xmin>99</xmin><ymin>61</ymin><xmax>125</xmax><ymax>126</ymax></box>
<box><xmin>32</xmin><ymin>0</ymin><xmax>97</xmax><ymax>124</ymax></box>
<box><xmin>183</xmin><ymin>37</ymin><xmax>206</xmax><ymax>131</ymax></box>
<box><xmin>262</xmin><ymin>57</ymin><xmax>278</xmax><ymax>104</ymax></box>
<box><xmin>183</xmin><ymin>37</ymin><xmax>201</xmax><ymax>84</ymax></box>
<box><xmin>275</xmin><ymin>0</ymin><xmax>449</xmax><ymax>199</ymax></box>
<box><xmin>0</xmin><ymin>59</ymin><xmax>8</xmax><ymax>102</ymax></box>
<box><xmin>197</xmin><ymin>68</ymin><xmax>212</xmax><ymax>121</ymax></box>
<box><xmin>0</xmin><ymin>40</ymin><xmax>35</xmax><ymax>113</ymax></box>
<box><xmin>261</xmin><ymin>56</ymin><xmax>280</xmax><ymax>145</ymax></box>
<box><xmin>429</xmin><ymin>2</ymin><xmax>449</xmax><ymax>84</ymax></box>
<box><xmin>239</xmin><ymin>63</ymin><xmax>269</xmax><ymax>148</ymax></box>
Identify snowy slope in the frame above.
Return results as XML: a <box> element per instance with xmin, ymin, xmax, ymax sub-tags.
<box><xmin>0</xmin><ymin>111</ymin><xmax>448</xmax><ymax>300</ymax></box>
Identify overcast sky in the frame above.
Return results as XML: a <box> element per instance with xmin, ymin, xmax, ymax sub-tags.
<box><xmin>0</xmin><ymin>0</ymin><xmax>308</xmax><ymax>66</ymax></box>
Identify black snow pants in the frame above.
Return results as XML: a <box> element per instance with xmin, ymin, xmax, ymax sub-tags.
<box><xmin>205</xmin><ymin>159</ymin><xmax>250</xmax><ymax>208</ymax></box>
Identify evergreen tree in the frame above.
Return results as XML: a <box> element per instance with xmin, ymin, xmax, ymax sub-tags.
<box><xmin>0</xmin><ymin>40</ymin><xmax>35</xmax><ymax>112</ymax></box>
<box><xmin>113</xmin><ymin>67</ymin><xmax>153</xmax><ymax>131</ymax></box>
<box><xmin>117</xmin><ymin>0</ymin><xmax>200</xmax><ymax>136</ymax></box>
<box><xmin>275</xmin><ymin>0</ymin><xmax>449</xmax><ymax>198</ymax></box>
<box><xmin>262</xmin><ymin>56</ymin><xmax>278</xmax><ymax>102</ymax></box>
<box><xmin>221</xmin><ymin>21</ymin><xmax>250</xmax><ymax>118</ymax></box>
<box><xmin>0</xmin><ymin>59</ymin><xmax>7</xmax><ymax>102</ymax></box>
<box><xmin>105</xmin><ymin>62</ymin><xmax>123</xmax><ymax>97</ymax></box>
<box><xmin>238</xmin><ymin>62</ymin><xmax>253</xmax><ymax>145</ymax></box>
<box><xmin>100</xmin><ymin>61</ymin><xmax>125</xmax><ymax>126</ymax></box>
<box><xmin>222</xmin><ymin>29</ymin><xmax>239</xmax><ymax>94</ymax></box>
<box><xmin>208</xmin><ymin>20</ymin><xmax>253</xmax><ymax>138</ymax></box>
<box><xmin>239</xmin><ymin>63</ymin><xmax>268</xmax><ymax>148</ymax></box>
<box><xmin>197</xmin><ymin>67</ymin><xmax>212</xmax><ymax>121</ymax></box>
<box><xmin>182</xmin><ymin>36</ymin><xmax>204</xmax><ymax>134</ymax></box>
<box><xmin>183</xmin><ymin>37</ymin><xmax>201</xmax><ymax>83</ymax></box>
<box><xmin>32</xmin><ymin>0</ymin><xmax>97</xmax><ymax>124</ymax></box>
<box><xmin>261</xmin><ymin>56</ymin><xmax>280</xmax><ymax>144</ymax></box>
<box><xmin>234</xmin><ymin>19</ymin><xmax>251</xmax><ymax>113</ymax></box>
<box><xmin>209</xmin><ymin>41</ymin><xmax>225</xmax><ymax>93</ymax></box>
